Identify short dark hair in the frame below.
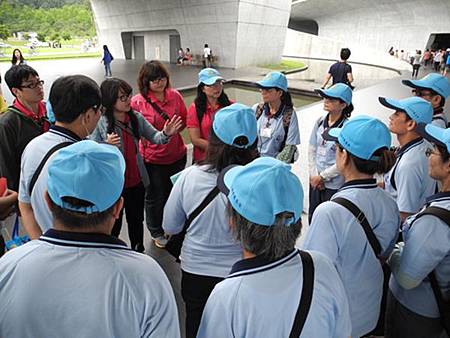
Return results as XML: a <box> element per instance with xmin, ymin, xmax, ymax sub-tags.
<box><xmin>137</xmin><ymin>60</ymin><xmax>171</xmax><ymax>97</ymax></box>
<box><xmin>4</xmin><ymin>64</ymin><xmax>39</xmax><ymax>96</ymax></box>
<box><xmin>227</xmin><ymin>204</ymin><xmax>302</xmax><ymax>260</ymax></box>
<box><xmin>49</xmin><ymin>75</ymin><xmax>101</xmax><ymax>123</ymax></box>
<box><xmin>201</xmin><ymin>128</ymin><xmax>258</xmax><ymax>172</ymax></box>
<box><xmin>48</xmin><ymin>195</ymin><xmax>118</xmax><ymax>230</ymax></box>
<box><xmin>339</xmin><ymin>144</ymin><xmax>396</xmax><ymax>175</ymax></box>
<box><xmin>436</xmin><ymin>144</ymin><xmax>450</xmax><ymax>162</ymax></box>
<box><xmin>340</xmin><ymin>48</ymin><xmax>351</xmax><ymax>60</ymax></box>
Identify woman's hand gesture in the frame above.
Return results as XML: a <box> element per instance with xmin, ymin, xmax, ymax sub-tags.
<box><xmin>163</xmin><ymin>115</ymin><xmax>183</xmax><ymax>136</ymax></box>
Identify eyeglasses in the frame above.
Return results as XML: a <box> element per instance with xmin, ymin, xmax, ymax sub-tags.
<box><xmin>205</xmin><ymin>80</ymin><xmax>224</xmax><ymax>88</ymax></box>
<box><xmin>425</xmin><ymin>147</ymin><xmax>440</xmax><ymax>157</ymax></box>
<box><xmin>412</xmin><ymin>89</ymin><xmax>433</xmax><ymax>98</ymax></box>
<box><xmin>20</xmin><ymin>80</ymin><xmax>44</xmax><ymax>89</ymax></box>
<box><xmin>150</xmin><ymin>77</ymin><xmax>167</xmax><ymax>83</ymax></box>
<box><xmin>118</xmin><ymin>93</ymin><xmax>132</xmax><ymax>102</ymax></box>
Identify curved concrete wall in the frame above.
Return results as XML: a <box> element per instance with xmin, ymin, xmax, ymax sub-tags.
<box><xmin>90</xmin><ymin>0</ymin><xmax>292</xmax><ymax>68</ymax></box>
<box><xmin>290</xmin><ymin>0</ymin><xmax>450</xmax><ymax>54</ymax></box>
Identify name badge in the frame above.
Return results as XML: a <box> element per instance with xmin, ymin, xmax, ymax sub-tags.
<box><xmin>260</xmin><ymin>127</ymin><xmax>272</xmax><ymax>138</ymax></box>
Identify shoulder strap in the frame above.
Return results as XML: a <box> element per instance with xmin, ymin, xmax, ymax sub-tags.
<box><xmin>413</xmin><ymin>206</ymin><xmax>450</xmax><ymax>226</ymax></box>
<box><xmin>115</xmin><ymin>120</ymin><xmax>138</xmax><ymax>139</ymax></box>
<box><xmin>332</xmin><ymin>197</ymin><xmax>382</xmax><ymax>257</ymax></box>
<box><xmin>280</xmin><ymin>106</ymin><xmax>295</xmax><ymax>151</ymax></box>
<box><xmin>29</xmin><ymin>141</ymin><xmax>73</xmax><ymax>196</ymax></box>
<box><xmin>255</xmin><ymin>103</ymin><xmax>264</xmax><ymax>121</ymax></box>
<box><xmin>289</xmin><ymin>250</ymin><xmax>315</xmax><ymax>338</ymax></box>
<box><xmin>144</xmin><ymin>97</ymin><xmax>170</xmax><ymax>121</ymax></box>
<box><xmin>183</xmin><ymin>186</ymin><xmax>220</xmax><ymax>232</ymax></box>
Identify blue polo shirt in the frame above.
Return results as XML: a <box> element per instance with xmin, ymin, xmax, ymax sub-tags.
<box><xmin>309</xmin><ymin>113</ymin><xmax>347</xmax><ymax>189</ymax></box>
<box><xmin>389</xmin><ymin>191</ymin><xmax>450</xmax><ymax>318</ymax></box>
<box><xmin>302</xmin><ymin>179</ymin><xmax>400</xmax><ymax>337</ymax></box>
<box><xmin>384</xmin><ymin>138</ymin><xmax>437</xmax><ymax>214</ymax></box>
<box><xmin>163</xmin><ymin>165</ymin><xmax>242</xmax><ymax>277</ymax></box>
<box><xmin>197</xmin><ymin>249</ymin><xmax>351</xmax><ymax>338</ymax></box>
<box><xmin>0</xmin><ymin>229</ymin><xmax>180</xmax><ymax>338</ymax></box>
<box><xmin>253</xmin><ymin>103</ymin><xmax>300</xmax><ymax>158</ymax></box>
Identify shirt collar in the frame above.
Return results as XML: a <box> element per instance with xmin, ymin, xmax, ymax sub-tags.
<box><xmin>397</xmin><ymin>137</ymin><xmax>423</xmax><ymax>157</ymax></box>
<box><xmin>323</xmin><ymin>113</ymin><xmax>346</xmax><ymax>129</ymax></box>
<box><xmin>229</xmin><ymin>249</ymin><xmax>298</xmax><ymax>277</ymax></box>
<box><xmin>263</xmin><ymin>103</ymin><xmax>285</xmax><ymax>119</ymax></box>
<box><xmin>50</xmin><ymin>125</ymin><xmax>82</xmax><ymax>142</ymax></box>
<box><xmin>40</xmin><ymin>229</ymin><xmax>130</xmax><ymax>250</ymax></box>
<box><xmin>425</xmin><ymin>191</ymin><xmax>450</xmax><ymax>204</ymax></box>
<box><xmin>340</xmin><ymin>178</ymin><xmax>377</xmax><ymax>190</ymax></box>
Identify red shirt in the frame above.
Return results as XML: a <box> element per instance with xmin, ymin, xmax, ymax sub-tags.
<box><xmin>187</xmin><ymin>101</ymin><xmax>222</xmax><ymax>162</ymax></box>
<box><xmin>131</xmin><ymin>89</ymin><xmax>187</xmax><ymax>165</ymax></box>
<box><xmin>13</xmin><ymin>99</ymin><xmax>49</xmax><ymax>133</ymax></box>
<box><xmin>120</xmin><ymin>115</ymin><xmax>141</xmax><ymax>188</ymax></box>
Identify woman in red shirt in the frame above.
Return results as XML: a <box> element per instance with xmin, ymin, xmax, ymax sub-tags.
<box><xmin>187</xmin><ymin>68</ymin><xmax>231</xmax><ymax>162</ymax></box>
<box><xmin>131</xmin><ymin>61</ymin><xmax>187</xmax><ymax>248</ymax></box>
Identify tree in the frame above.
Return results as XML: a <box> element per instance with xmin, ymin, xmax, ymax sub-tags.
<box><xmin>37</xmin><ymin>32</ymin><xmax>46</xmax><ymax>42</ymax></box>
<box><xmin>62</xmin><ymin>32</ymin><xmax>71</xmax><ymax>41</ymax></box>
<box><xmin>0</xmin><ymin>25</ymin><xmax>10</xmax><ymax>40</ymax></box>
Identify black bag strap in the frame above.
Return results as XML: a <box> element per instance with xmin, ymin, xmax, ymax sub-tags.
<box><xmin>414</xmin><ymin>206</ymin><xmax>450</xmax><ymax>225</ymax></box>
<box><xmin>289</xmin><ymin>250</ymin><xmax>315</xmax><ymax>338</ymax></box>
<box><xmin>29</xmin><ymin>142</ymin><xmax>73</xmax><ymax>196</ymax></box>
<box><xmin>144</xmin><ymin>97</ymin><xmax>170</xmax><ymax>121</ymax></box>
<box><xmin>183</xmin><ymin>186</ymin><xmax>220</xmax><ymax>232</ymax></box>
<box><xmin>332</xmin><ymin>197</ymin><xmax>382</xmax><ymax>257</ymax></box>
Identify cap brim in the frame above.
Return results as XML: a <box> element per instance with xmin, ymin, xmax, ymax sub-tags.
<box><xmin>322</xmin><ymin>127</ymin><xmax>341</xmax><ymax>142</ymax></box>
<box><xmin>402</xmin><ymin>79</ymin><xmax>433</xmax><ymax>92</ymax></box>
<box><xmin>256</xmin><ymin>80</ymin><xmax>285</xmax><ymax>91</ymax></box>
<box><xmin>201</xmin><ymin>76</ymin><xmax>224</xmax><ymax>86</ymax></box>
<box><xmin>416</xmin><ymin>123</ymin><xmax>447</xmax><ymax>148</ymax></box>
<box><xmin>378</xmin><ymin>97</ymin><xmax>406</xmax><ymax>113</ymax></box>
<box><xmin>314</xmin><ymin>88</ymin><xmax>335</xmax><ymax>100</ymax></box>
<box><xmin>217</xmin><ymin>164</ymin><xmax>239</xmax><ymax>195</ymax></box>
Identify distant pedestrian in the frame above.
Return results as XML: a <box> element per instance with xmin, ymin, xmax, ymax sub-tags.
<box><xmin>433</xmin><ymin>50</ymin><xmax>442</xmax><ymax>72</ymax></box>
<box><xmin>322</xmin><ymin>48</ymin><xmax>354</xmax><ymax>89</ymax></box>
<box><xmin>412</xmin><ymin>50</ymin><xmax>422</xmax><ymax>79</ymax></box>
<box><xmin>11</xmin><ymin>49</ymin><xmax>26</xmax><ymax>66</ymax></box>
<box><xmin>203</xmin><ymin>44</ymin><xmax>212</xmax><ymax>68</ymax></box>
<box><xmin>423</xmin><ymin>49</ymin><xmax>431</xmax><ymax>67</ymax></box>
<box><xmin>101</xmin><ymin>45</ymin><xmax>114</xmax><ymax>77</ymax></box>
<box><xmin>177</xmin><ymin>48</ymin><xmax>185</xmax><ymax>65</ymax></box>
<box><xmin>443</xmin><ymin>48</ymin><xmax>450</xmax><ymax>76</ymax></box>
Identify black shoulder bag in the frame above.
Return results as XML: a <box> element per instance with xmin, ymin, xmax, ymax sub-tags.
<box><xmin>332</xmin><ymin>197</ymin><xmax>389</xmax><ymax>336</ymax></box>
<box><xmin>144</xmin><ymin>97</ymin><xmax>170</xmax><ymax>121</ymax></box>
<box><xmin>289</xmin><ymin>250</ymin><xmax>315</xmax><ymax>338</ymax></box>
<box><xmin>411</xmin><ymin>206</ymin><xmax>450</xmax><ymax>335</ymax></box>
<box><xmin>166</xmin><ymin>186</ymin><xmax>220</xmax><ymax>261</ymax></box>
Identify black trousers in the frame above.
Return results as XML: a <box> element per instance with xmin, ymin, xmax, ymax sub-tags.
<box><xmin>144</xmin><ymin>156</ymin><xmax>186</xmax><ymax>238</ymax></box>
<box><xmin>308</xmin><ymin>185</ymin><xmax>338</xmax><ymax>223</ymax></box>
<box><xmin>111</xmin><ymin>183</ymin><xmax>145</xmax><ymax>251</ymax></box>
<box><xmin>181</xmin><ymin>270</ymin><xmax>224</xmax><ymax>338</ymax></box>
<box><xmin>385</xmin><ymin>290</ymin><xmax>448</xmax><ymax>338</ymax></box>
<box><xmin>412</xmin><ymin>64</ymin><xmax>421</xmax><ymax>78</ymax></box>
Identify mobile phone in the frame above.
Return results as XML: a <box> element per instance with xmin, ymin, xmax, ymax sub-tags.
<box><xmin>0</xmin><ymin>177</ymin><xmax>7</xmax><ymax>197</ymax></box>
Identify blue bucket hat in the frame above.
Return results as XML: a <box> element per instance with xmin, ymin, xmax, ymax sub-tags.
<box><xmin>212</xmin><ymin>103</ymin><xmax>257</xmax><ymax>148</ymax></box>
<box><xmin>256</xmin><ymin>71</ymin><xmax>288</xmax><ymax>92</ymax></box>
<box><xmin>379</xmin><ymin>96</ymin><xmax>433</xmax><ymax>125</ymax></box>
<box><xmin>323</xmin><ymin>115</ymin><xmax>391</xmax><ymax>161</ymax></box>
<box><xmin>315</xmin><ymin>83</ymin><xmax>352</xmax><ymax>105</ymax></box>
<box><xmin>218</xmin><ymin>157</ymin><xmax>303</xmax><ymax>226</ymax></box>
<box><xmin>417</xmin><ymin>123</ymin><xmax>450</xmax><ymax>153</ymax></box>
<box><xmin>198</xmin><ymin>68</ymin><xmax>224</xmax><ymax>86</ymax></box>
<box><xmin>402</xmin><ymin>73</ymin><xmax>450</xmax><ymax>99</ymax></box>
<box><xmin>47</xmin><ymin>140</ymin><xmax>125</xmax><ymax>214</ymax></box>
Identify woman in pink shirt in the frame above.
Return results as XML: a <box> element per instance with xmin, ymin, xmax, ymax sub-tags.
<box><xmin>131</xmin><ymin>61</ymin><xmax>187</xmax><ymax>248</ymax></box>
<box><xmin>187</xmin><ymin>68</ymin><xmax>231</xmax><ymax>162</ymax></box>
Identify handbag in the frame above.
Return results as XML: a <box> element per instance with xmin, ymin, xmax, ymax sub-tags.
<box><xmin>165</xmin><ymin>186</ymin><xmax>220</xmax><ymax>261</ymax></box>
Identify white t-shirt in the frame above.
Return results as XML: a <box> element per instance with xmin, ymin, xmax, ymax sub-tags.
<box><xmin>204</xmin><ymin>47</ymin><xmax>211</xmax><ymax>58</ymax></box>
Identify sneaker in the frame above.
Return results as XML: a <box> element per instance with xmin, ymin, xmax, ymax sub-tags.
<box><xmin>153</xmin><ymin>236</ymin><xmax>168</xmax><ymax>248</ymax></box>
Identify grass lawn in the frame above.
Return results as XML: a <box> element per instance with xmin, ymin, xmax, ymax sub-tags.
<box><xmin>261</xmin><ymin>59</ymin><xmax>305</xmax><ymax>71</ymax></box>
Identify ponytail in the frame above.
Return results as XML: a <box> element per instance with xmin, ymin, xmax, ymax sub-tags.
<box><xmin>342</xmin><ymin>103</ymin><xmax>354</xmax><ymax>118</ymax></box>
<box><xmin>350</xmin><ymin>147</ymin><xmax>396</xmax><ymax>175</ymax></box>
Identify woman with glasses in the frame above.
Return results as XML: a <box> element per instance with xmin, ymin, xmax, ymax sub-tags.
<box><xmin>91</xmin><ymin>78</ymin><xmax>182</xmax><ymax>252</ymax></box>
<box><xmin>253</xmin><ymin>71</ymin><xmax>300</xmax><ymax>163</ymax></box>
<box><xmin>302</xmin><ymin>116</ymin><xmax>400</xmax><ymax>337</ymax></box>
<box><xmin>187</xmin><ymin>68</ymin><xmax>232</xmax><ymax>163</ymax></box>
<box><xmin>308</xmin><ymin>83</ymin><xmax>353</xmax><ymax>222</ymax></box>
<box><xmin>131</xmin><ymin>61</ymin><xmax>187</xmax><ymax>248</ymax></box>
<box><xmin>385</xmin><ymin>124</ymin><xmax>450</xmax><ymax>338</ymax></box>
<box><xmin>11</xmin><ymin>49</ymin><xmax>26</xmax><ymax>66</ymax></box>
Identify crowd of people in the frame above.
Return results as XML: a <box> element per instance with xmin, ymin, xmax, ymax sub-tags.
<box><xmin>0</xmin><ymin>57</ymin><xmax>448</xmax><ymax>338</ymax></box>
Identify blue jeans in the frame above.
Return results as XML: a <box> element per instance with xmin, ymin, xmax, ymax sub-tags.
<box><xmin>104</xmin><ymin>62</ymin><xmax>112</xmax><ymax>76</ymax></box>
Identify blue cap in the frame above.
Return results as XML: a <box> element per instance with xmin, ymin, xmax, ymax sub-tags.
<box><xmin>379</xmin><ymin>96</ymin><xmax>433</xmax><ymax>124</ymax></box>
<box><xmin>256</xmin><ymin>71</ymin><xmax>288</xmax><ymax>92</ymax></box>
<box><xmin>402</xmin><ymin>73</ymin><xmax>450</xmax><ymax>99</ymax></box>
<box><xmin>218</xmin><ymin>157</ymin><xmax>303</xmax><ymax>226</ymax></box>
<box><xmin>213</xmin><ymin>103</ymin><xmax>257</xmax><ymax>148</ymax></box>
<box><xmin>323</xmin><ymin>115</ymin><xmax>391</xmax><ymax>161</ymax></box>
<box><xmin>417</xmin><ymin>123</ymin><xmax>450</xmax><ymax>153</ymax></box>
<box><xmin>198</xmin><ymin>68</ymin><xmax>224</xmax><ymax>85</ymax></box>
<box><xmin>315</xmin><ymin>83</ymin><xmax>352</xmax><ymax>105</ymax></box>
<box><xmin>47</xmin><ymin>140</ymin><xmax>125</xmax><ymax>214</ymax></box>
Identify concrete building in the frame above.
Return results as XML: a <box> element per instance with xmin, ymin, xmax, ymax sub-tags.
<box><xmin>90</xmin><ymin>0</ymin><xmax>292</xmax><ymax>68</ymax></box>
